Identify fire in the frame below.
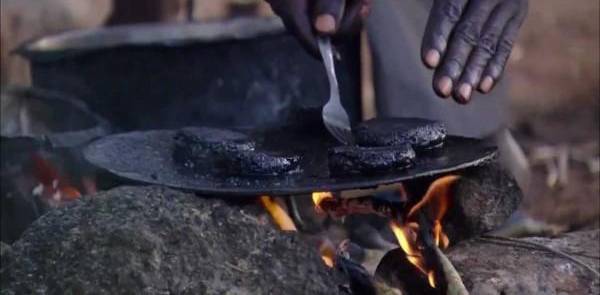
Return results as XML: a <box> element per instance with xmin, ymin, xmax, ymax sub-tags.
<box><xmin>389</xmin><ymin>175</ymin><xmax>459</xmax><ymax>288</ymax></box>
<box><xmin>31</xmin><ymin>153</ymin><xmax>81</xmax><ymax>206</ymax></box>
<box><xmin>260</xmin><ymin>195</ymin><xmax>335</xmax><ymax>268</ymax></box>
<box><xmin>408</xmin><ymin>175</ymin><xmax>458</xmax><ymax>250</ymax></box>
<box><xmin>390</xmin><ymin>221</ymin><xmax>437</xmax><ymax>287</ymax></box>
<box><xmin>259</xmin><ymin>196</ymin><xmax>297</xmax><ymax>231</ymax></box>
<box><xmin>318</xmin><ymin>238</ymin><xmax>336</xmax><ymax>268</ymax></box>
<box><xmin>312</xmin><ymin>192</ymin><xmax>334</xmax><ymax>213</ymax></box>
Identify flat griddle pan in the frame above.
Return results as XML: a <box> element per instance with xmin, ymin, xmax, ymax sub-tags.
<box><xmin>83</xmin><ymin>128</ymin><xmax>496</xmax><ymax>197</ymax></box>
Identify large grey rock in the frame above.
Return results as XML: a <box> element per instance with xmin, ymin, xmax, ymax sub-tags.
<box><xmin>448</xmin><ymin>230</ymin><xmax>600</xmax><ymax>295</ymax></box>
<box><xmin>1</xmin><ymin>186</ymin><xmax>343</xmax><ymax>294</ymax></box>
<box><xmin>445</xmin><ymin>162</ymin><xmax>523</xmax><ymax>241</ymax></box>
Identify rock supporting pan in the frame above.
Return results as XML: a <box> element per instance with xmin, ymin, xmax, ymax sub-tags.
<box><xmin>83</xmin><ymin>127</ymin><xmax>496</xmax><ymax>197</ymax></box>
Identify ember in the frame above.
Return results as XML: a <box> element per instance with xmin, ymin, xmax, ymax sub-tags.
<box><xmin>309</xmin><ymin>175</ymin><xmax>458</xmax><ymax>289</ymax></box>
<box><xmin>31</xmin><ymin>153</ymin><xmax>81</xmax><ymax>206</ymax></box>
<box><xmin>311</xmin><ymin>188</ymin><xmax>404</xmax><ymax>219</ymax></box>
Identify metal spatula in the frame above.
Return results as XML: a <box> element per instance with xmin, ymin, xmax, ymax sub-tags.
<box><xmin>318</xmin><ymin>37</ymin><xmax>354</xmax><ymax>145</ymax></box>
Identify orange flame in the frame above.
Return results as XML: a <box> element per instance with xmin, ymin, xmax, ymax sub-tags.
<box><xmin>31</xmin><ymin>153</ymin><xmax>81</xmax><ymax>205</ymax></box>
<box><xmin>259</xmin><ymin>196</ymin><xmax>297</xmax><ymax>231</ymax></box>
<box><xmin>408</xmin><ymin>175</ymin><xmax>458</xmax><ymax>251</ymax></box>
<box><xmin>390</xmin><ymin>221</ymin><xmax>438</xmax><ymax>288</ymax></box>
<box><xmin>389</xmin><ymin>175</ymin><xmax>459</xmax><ymax>288</ymax></box>
<box><xmin>407</xmin><ymin>175</ymin><xmax>459</xmax><ymax>221</ymax></box>
<box><xmin>260</xmin><ymin>195</ymin><xmax>334</xmax><ymax>268</ymax></box>
<box><xmin>318</xmin><ymin>238</ymin><xmax>336</xmax><ymax>268</ymax></box>
<box><xmin>312</xmin><ymin>192</ymin><xmax>334</xmax><ymax>213</ymax></box>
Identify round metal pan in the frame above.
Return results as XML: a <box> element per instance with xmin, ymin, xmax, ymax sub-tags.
<box><xmin>83</xmin><ymin>128</ymin><xmax>496</xmax><ymax>197</ymax></box>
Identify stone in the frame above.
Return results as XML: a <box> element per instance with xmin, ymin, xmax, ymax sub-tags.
<box><xmin>444</xmin><ymin>162</ymin><xmax>523</xmax><ymax>241</ymax></box>
<box><xmin>1</xmin><ymin>186</ymin><xmax>344</xmax><ymax>294</ymax></box>
<box><xmin>447</xmin><ymin>230</ymin><xmax>600</xmax><ymax>295</ymax></box>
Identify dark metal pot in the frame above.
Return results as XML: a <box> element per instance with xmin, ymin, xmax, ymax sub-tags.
<box><xmin>18</xmin><ymin>17</ymin><xmax>362</xmax><ymax>131</ymax></box>
<box><xmin>1</xmin><ymin>86</ymin><xmax>111</xmax><ymax>150</ymax></box>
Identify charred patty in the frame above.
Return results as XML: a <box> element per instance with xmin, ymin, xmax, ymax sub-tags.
<box><xmin>328</xmin><ymin>144</ymin><xmax>415</xmax><ymax>175</ymax></box>
<box><xmin>230</xmin><ymin>151</ymin><xmax>301</xmax><ymax>176</ymax></box>
<box><xmin>354</xmin><ymin>118</ymin><xmax>447</xmax><ymax>150</ymax></box>
<box><xmin>173</xmin><ymin>127</ymin><xmax>255</xmax><ymax>170</ymax></box>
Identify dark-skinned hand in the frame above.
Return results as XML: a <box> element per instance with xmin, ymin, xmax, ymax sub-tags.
<box><xmin>264</xmin><ymin>0</ymin><xmax>372</xmax><ymax>54</ymax></box>
<box><xmin>423</xmin><ymin>0</ymin><xmax>528</xmax><ymax>103</ymax></box>
<box><xmin>265</xmin><ymin>0</ymin><xmax>528</xmax><ymax>104</ymax></box>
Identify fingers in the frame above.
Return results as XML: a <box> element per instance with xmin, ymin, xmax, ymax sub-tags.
<box><xmin>480</xmin><ymin>3</ymin><xmax>528</xmax><ymax>93</ymax></box>
<box><xmin>267</xmin><ymin>0</ymin><xmax>319</xmax><ymax>54</ymax></box>
<box><xmin>454</xmin><ymin>2</ymin><xmax>514</xmax><ymax>102</ymax></box>
<box><xmin>313</xmin><ymin>0</ymin><xmax>371</xmax><ymax>36</ymax></box>
<box><xmin>423</xmin><ymin>0</ymin><xmax>528</xmax><ymax>103</ymax></box>
<box><xmin>422</xmin><ymin>0</ymin><xmax>469</xmax><ymax>68</ymax></box>
<box><xmin>313</xmin><ymin>0</ymin><xmax>346</xmax><ymax>34</ymax></box>
<box><xmin>432</xmin><ymin>0</ymin><xmax>500</xmax><ymax>102</ymax></box>
<box><xmin>337</xmin><ymin>0</ymin><xmax>372</xmax><ymax>35</ymax></box>
<box><xmin>266</xmin><ymin>0</ymin><xmax>370</xmax><ymax>57</ymax></box>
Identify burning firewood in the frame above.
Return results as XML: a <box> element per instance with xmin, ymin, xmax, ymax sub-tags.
<box><xmin>259</xmin><ymin>195</ymin><xmax>297</xmax><ymax>231</ymax></box>
<box><xmin>335</xmin><ymin>240</ymin><xmax>403</xmax><ymax>295</ymax></box>
<box><xmin>30</xmin><ymin>153</ymin><xmax>81</xmax><ymax>206</ymax></box>
<box><xmin>310</xmin><ymin>175</ymin><xmax>465</xmax><ymax>294</ymax></box>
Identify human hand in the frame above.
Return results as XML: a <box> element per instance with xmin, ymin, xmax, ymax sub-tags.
<box><xmin>422</xmin><ymin>0</ymin><xmax>528</xmax><ymax>103</ymax></box>
<box><xmin>265</xmin><ymin>0</ymin><xmax>371</xmax><ymax>55</ymax></box>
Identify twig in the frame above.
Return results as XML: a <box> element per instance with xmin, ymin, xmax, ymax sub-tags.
<box><xmin>433</xmin><ymin>245</ymin><xmax>469</xmax><ymax>295</ymax></box>
<box><xmin>478</xmin><ymin>235</ymin><xmax>600</xmax><ymax>278</ymax></box>
<box><xmin>224</xmin><ymin>261</ymin><xmax>252</xmax><ymax>273</ymax></box>
<box><xmin>481</xmin><ymin>234</ymin><xmax>600</xmax><ymax>259</ymax></box>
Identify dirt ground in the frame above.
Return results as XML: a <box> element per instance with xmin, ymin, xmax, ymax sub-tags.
<box><xmin>506</xmin><ymin>0</ymin><xmax>599</xmax><ymax>229</ymax></box>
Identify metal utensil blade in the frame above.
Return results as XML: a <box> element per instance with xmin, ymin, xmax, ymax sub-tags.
<box><xmin>318</xmin><ymin>37</ymin><xmax>354</xmax><ymax>145</ymax></box>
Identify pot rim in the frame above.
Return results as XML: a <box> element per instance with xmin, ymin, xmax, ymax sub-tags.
<box><xmin>1</xmin><ymin>86</ymin><xmax>111</xmax><ymax>148</ymax></box>
<box><xmin>16</xmin><ymin>17</ymin><xmax>285</xmax><ymax>62</ymax></box>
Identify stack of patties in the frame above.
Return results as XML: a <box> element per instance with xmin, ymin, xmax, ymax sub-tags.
<box><xmin>328</xmin><ymin>118</ymin><xmax>447</xmax><ymax>175</ymax></box>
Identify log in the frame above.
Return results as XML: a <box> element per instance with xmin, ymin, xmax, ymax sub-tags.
<box><xmin>0</xmin><ymin>186</ymin><xmax>345</xmax><ymax>294</ymax></box>
<box><xmin>447</xmin><ymin>230</ymin><xmax>600</xmax><ymax>295</ymax></box>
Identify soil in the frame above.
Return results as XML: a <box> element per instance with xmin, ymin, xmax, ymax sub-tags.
<box><xmin>507</xmin><ymin>0</ymin><xmax>600</xmax><ymax>230</ymax></box>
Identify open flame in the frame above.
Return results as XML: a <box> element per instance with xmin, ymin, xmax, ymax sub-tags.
<box><xmin>31</xmin><ymin>153</ymin><xmax>81</xmax><ymax>206</ymax></box>
<box><xmin>312</xmin><ymin>192</ymin><xmax>334</xmax><ymax>213</ymax></box>
<box><xmin>262</xmin><ymin>175</ymin><xmax>458</xmax><ymax>273</ymax></box>
<box><xmin>259</xmin><ymin>196</ymin><xmax>297</xmax><ymax>231</ymax></box>
<box><xmin>318</xmin><ymin>238</ymin><xmax>336</xmax><ymax>268</ymax></box>
<box><xmin>389</xmin><ymin>175</ymin><xmax>459</xmax><ymax>288</ymax></box>
<box><xmin>260</xmin><ymin>195</ymin><xmax>335</xmax><ymax>268</ymax></box>
<box><xmin>390</xmin><ymin>221</ymin><xmax>437</xmax><ymax>287</ymax></box>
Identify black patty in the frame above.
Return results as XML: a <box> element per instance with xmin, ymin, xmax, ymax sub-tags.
<box><xmin>173</xmin><ymin>127</ymin><xmax>255</xmax><ymax>170</ymax></box>
<box><xmin>230</xmin><ymin>151</ymin><xmax>301</xmax><ymax>176</ymax></box>
<box><xmin>328</xmin><ymin>144</ymin><xmax>415</xmax><ymax>175</ymax></box>
<box><xmin>354</xmin><ymin>118</ymin><xmax>447</xmax><ymax>150</ymax></box>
